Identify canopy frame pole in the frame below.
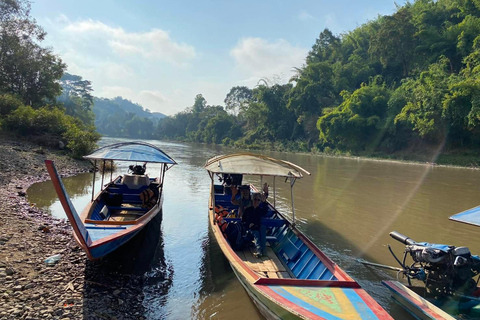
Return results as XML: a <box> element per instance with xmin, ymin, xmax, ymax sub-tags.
<box><xmin>290</xmin><ymin>177</ymin><xmax>296</xmax><ymax>226</ymax></box>
<box><xmin>91</xmin><ymin>160</ymin><xmax>96</xmax><ymax>202</ymax></box>
<box><xmin>100</xmin><ymin>160</ymin><xmax>106</xmax><ymax>191</ymax></box>
<box><xmin>273</xmin><ymin>176</ymin><xmax>276</xmax><ymax>208</ymax></box>
<box><xmin>208</xmin><ymin>171</ymin><xmax>216</xmax><ymax>225</ymax></box>
<box><xmin>160</xmin><ymin>163</ymin><xmax>166</xmax><ymax>188</ymax></box>
<box><xmin>110</xmin><ymin>160</ymin><xmax>113</xmax><ymax>182</ymax></box>
<box><xmin>158</xmin><ymin>164</ymin><xmax>163</xmax><ymax>186</ymax></box>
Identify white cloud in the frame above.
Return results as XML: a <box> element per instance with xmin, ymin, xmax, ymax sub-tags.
<box><xmin>99</xmin><ymin>86</ymin><xmax>135</xmax><ymax>98</ymax></box>
<box><xmin>63</xmin><ymin>19</ymin><xmax>196</xmax><ymax>66</ymax></box>
<box><xmin>39</xmin><ymin>15</ymin><xmax>202</xmax><ymax>115</ymax></box>
<box><xmin>230</xmin><ymin>37</ymin><xmax>308</xmax><ymax>85</ymax></box>
<box><xmin>138</xmin><ymin>90</ymin><xmax>170</xmax><ymax>112</ymax></box>
<box><xmin>96</xmin><ymin>87</ymin><xmax>179</xmax><ymax>115</ymax></box>
<box><xmin>105</xmin><ymin>63</ymin><xmax>134</xmax><ymax>80</ymax></box>
<box><xmin>55</xmin><ymin>14</ymin><xmax>70</xmax><ymax>24</ymax></box>
<box><xmin>298</xmin><ymin>11</ymin><xmax>314</xmax><ymax>21</ymax></box>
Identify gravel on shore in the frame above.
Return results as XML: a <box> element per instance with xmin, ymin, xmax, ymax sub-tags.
<box><xmin>0</xmin><ymin>138</ymin><xmax>150</xmax><ymax>320</ymax></box>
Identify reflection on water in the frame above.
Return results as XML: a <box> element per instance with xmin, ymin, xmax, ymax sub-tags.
<box><xmin>27</xmin><ymin>172</ymin><xmax>95</xmax><ymax>218</ymax></box>
<box><xmin>27</xmin><ymin>137</ymin><xmax>480</xmax><ymax>319</ymax></box>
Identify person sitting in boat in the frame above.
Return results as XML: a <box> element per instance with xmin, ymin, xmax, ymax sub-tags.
<box><xmin>242</xmin><ymin>187</ymin><xmax>268</xmax><ymax>258</ymax></box>
<box><xmin>230</xmin><ymin>184</ymin><xmax>253</xmax><ymax>218</ymax></box>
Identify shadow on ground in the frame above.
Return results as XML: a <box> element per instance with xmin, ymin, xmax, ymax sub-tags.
<box><xmin>81</xmin><ymin>212</ymin><xmax>173</xmax><ymax>320</ymax></box>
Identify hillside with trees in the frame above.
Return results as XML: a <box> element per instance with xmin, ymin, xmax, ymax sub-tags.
<box><xmin>155</xmin><ymin>0</ymin><xmax>480</xmax><ymax>165</ymax></box>
<box><xmin>0</xmin><ymin>0</ymin><xmax>100</xmax><ymax>158</ymax></box>
<box><xmin>93</xmin><ymin>97</ymin><xmax>165</xmax><ymax>139</ymax></box>
<box><xmin>2</xmin><ymin>0</ymin><xmax>480</xmax><ymax>165</ymax></box>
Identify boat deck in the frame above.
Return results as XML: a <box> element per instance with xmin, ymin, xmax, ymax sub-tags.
<box><xmin>237</xmin><ymin>246</ymin><xmax>292</xmax><ymax>279</ymax></box>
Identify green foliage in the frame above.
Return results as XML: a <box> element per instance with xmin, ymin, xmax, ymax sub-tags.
<box><xmin>369</xmin><ymin>8</ymin><xmax>418</xmax><ymax>77</ymax></box>
<box><xmin>318</xmin><ymin>79</ymin><xmax>392</xmax><ymax>151</ymax></box>
<box><xmin>224</xmin><ymin>86</ymin><xmax>253</xmax><ymax>115</ymax></box>
<box><xmin>63</xmin><ymin>125</ymin><xmax>101</xmax><ymax>159</ymax></box>
<box><xmin>394</xmin><ymin>57</ymin><xmax>451</xmax><ymax>141</ymax></box>
<box><xmin>0</xmin><ymin>0</ymin><xmax>65</xmax><ymax>106</ymax></box>
<box><xmin>58</xmin><ymin>73</ymin><xmax>95</xmax><ymax>126</ymax></box>
<box><xmin>0</xmin><ymin>93</ymin><xmax>23</xmax><ymax>116</ymax></box>
<box><xmin>93</xmin><ymin>96</ymin><xmax>164</xmax><ymax>138</ymax></box>
<box><xmin>154</xmin><ymin>0</ymin><xmax>480</xmax><ymax>161</ymax></box>
<box><xmin>3</xmin><ymin>104</ymin><xmax>100</xmax><ymax>157</ymax></box>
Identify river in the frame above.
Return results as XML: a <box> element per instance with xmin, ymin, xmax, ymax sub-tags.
<box><xmin>27</xmin><ymin>137</ymin><xmax>480</xmax><ymax>319</ymax></box>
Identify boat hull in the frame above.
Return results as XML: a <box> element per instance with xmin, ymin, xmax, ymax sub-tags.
<box><xmin>208</xmin><ymin>185</ymin><xmax>392</xmax><ymax>319</ymax></box>
<box><xmin>75</xmin><ymin>194</ymin><xmax>163</xmax><ymax>260</ymax></box>
<box><xmin>46</xmin><ymin>159</ymin><xmax>164</xmax><ymax>260</ymax></box>
<box><xmin>383</xmin><ymin>281</ymin><xmax>455</xmax><ymax>320</ymax></box>
<box><xmin>383</xmin><ymin>280</ymin><xmax>480</xmax><ymax>320</ymax></box>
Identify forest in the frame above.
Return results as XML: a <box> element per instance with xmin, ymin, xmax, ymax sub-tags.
<box><xmin>155</xmin><ymin>0</ymin><xmax>480</xmax><ymax>164</ymax></box>
<box><xmin>0</xmin><ymin>0</ymin><xmax>100</xmax><ymax>157</ymax></box>
<box><xmin>1</xmin><ymin>0</ymin><xmax>480</xmax><ymax>164</ymax></box>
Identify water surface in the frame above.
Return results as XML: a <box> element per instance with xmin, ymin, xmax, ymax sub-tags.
<box><xmin>28</xmin><ymin>138</ymin><xmax>480</xmax><ymax>319</ymax></box>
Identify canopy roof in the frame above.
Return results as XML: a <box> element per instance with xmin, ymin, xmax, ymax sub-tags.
<box><xmin>84</xmin><ymin>142</ymin><xmax>176</xmax><ymax>164</ymax></box>
<box><xmin>450</xmin><ymin>205</ymin><xmax>480</xmax><ymax>227</ymax></box>
<box><xmin>204</xmin><ymin>153</ymin><xmax>310</xmax><ymax>178</ymax></box>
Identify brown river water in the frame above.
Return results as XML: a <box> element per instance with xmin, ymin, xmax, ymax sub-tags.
<box><xmin>27</xmin><ymin>137</ymin><xmax>480</xmax><ymax>319</ymax></box>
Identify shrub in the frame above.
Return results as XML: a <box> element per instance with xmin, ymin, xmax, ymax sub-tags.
<box><xmin>3</xmin><ymin>104</ymin><xmax>100</xmax><ymax>157</ymax></box>
<box><xmin>63</xmin><ymin>125</ymin><xmax>101</xmax><ymax>159</ymax></box>
<box><xmin>0</xmin><ymin>93</ymin><xmax>23</xmax><ymax>116</ymax></box>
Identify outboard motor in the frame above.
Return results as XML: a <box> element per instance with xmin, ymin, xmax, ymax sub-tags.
<box><xmin>128</xmin><ymin>163</ymin><xmax>146</xmax><ymax>175</ymax></box>
<box><xmin>389</xmin><ymin>231</ymin><xmax>480</xmax><ymax>298</ymax></box>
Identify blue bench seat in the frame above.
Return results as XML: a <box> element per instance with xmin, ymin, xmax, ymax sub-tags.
<box><xmin>107</xmin><ymin>206</ymin><xmax>148</xmax><ymax>212</ymax></box>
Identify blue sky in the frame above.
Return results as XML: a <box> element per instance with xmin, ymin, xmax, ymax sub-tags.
<box><xmin>31</xmin><ymin>0</ymin><xmax>400</xmax><ymax>115</ymax></box>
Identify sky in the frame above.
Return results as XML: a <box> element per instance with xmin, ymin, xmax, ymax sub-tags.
<box><xmin>31</xmin><ymin>0</ymin><xmax>401</xmax><ymax>116</ymax></box>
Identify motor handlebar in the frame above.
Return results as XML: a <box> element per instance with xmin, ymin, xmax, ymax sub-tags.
<box><xmin>390</xmin><ymin>231</ymin><xmax>417</xmax><ymax>245</ymax></box>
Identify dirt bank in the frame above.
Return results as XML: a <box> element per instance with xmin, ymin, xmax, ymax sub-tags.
<box><xmin>0</xmin><ymin>138</ymin><xmax>148</xmax><ymax>320</ymax></box>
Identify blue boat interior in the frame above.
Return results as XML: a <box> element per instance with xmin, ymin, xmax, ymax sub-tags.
<box><xmin>214</xmin><ymin>184</ymin><xmax>337</xmax><ymax>281</ymax></box>
<box><xmin>87</xmin><ymin>175</ymin><xmax>159</xmax><ymax>223</ymax></box>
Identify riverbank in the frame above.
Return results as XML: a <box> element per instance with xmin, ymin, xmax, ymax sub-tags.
<box><xmin>0</xmin><ymin>138</ymin><xmax>147</xmax><ymax>320</ymax></box>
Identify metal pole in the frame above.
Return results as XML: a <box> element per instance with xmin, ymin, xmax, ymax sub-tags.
<box><xmin>355</xmin><ymin>259</ymin><xmax>404</xmax><ymax>272</ymax></box>
<box><xmin>110</xmin><ymin>160</ymin><xmax>113</xmax><ymax>182</ymax></box>
<box><xmin>161</xmin><ymin>163</ymin><xmax>166</xmax><ymax>187</ymax></box>
<box><xmin>100</xmin><ymin>160</ymin><xmax>105</xmax><ymax>191</ymax></box>
<box><xmin>91</xmin><ymin>160</ymin><xmax>96</xmax><ymax>202</ymax></box>
<box><xmin>290</xmin><ymin>177</ymin><xmax>295</xmax><ymax>225</ymax></box>
<box><xmin>273</xmin><ymin>176</ymin><xmax>276</xmax><ymax>207</ymax></box>
<box><xmin>159</xmin><ymin>164</ymin><xmax>163</xmax><ymax>185</ymax></box>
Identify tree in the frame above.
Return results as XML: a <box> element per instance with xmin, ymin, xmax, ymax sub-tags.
<box><xmin>307</xmin><ymin>29</ymin><xmax>342</xmax><ymax>64</ymax></box>
<box><xmin>287</xmin><ymin>62</ymin><xmax>337</xmax><ymax>142</ymax></box>
<box><xmin>317</xmin><ymin>79</ymin><xmax>392</xmax><ymax>151</ymax></box>
<box><xmin>224</xmin><ymin>86</ymin><xmax>253</xmax><ymax>115</ymax></box>
<box><xmin>369</xmin><ymin>8</ymin><xmax>417</xmax><ymax>77</ymax></box>
<box><xmin>191</xmin><ymin>94</ymin><xmax>206</xmax><ymax>113</ymax></box>
<box><xmin>58</xmin><ymin>73</ymin><xmax>95</xmax><ymax>125</ymax></box>
<box><xmin>0</xmin><ymin>0</ymin><xmax>65</xmax><ymax>106</ymax></box>
<box><xmin>394</xmin><ymin>57</ymin><xmax>451</xmax><ymax>142</ymax></box>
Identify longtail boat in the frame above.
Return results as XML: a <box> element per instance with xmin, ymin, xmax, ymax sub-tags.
<box><xmin>379</xmin><ymin>227</ymin><xmax>480</xmax><ymax>319</ymax></box>
<box><xmin>45</xmin><ymin>141</ymin><xmax>176</xmax><ymax>260</ymax></box>
<box><xmin>205</xmin><ymin>153</ymin><xmax>393</xmax><ymax>320</ymax></box>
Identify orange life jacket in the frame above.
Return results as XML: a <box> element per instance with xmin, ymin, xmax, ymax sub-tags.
<box><xmin>216</xmin><ymin>216</ymin><xmax>228</xmax><ymax>235</ymax></box>
<box><xmin>140</xmin><ymin>188</ymin><xmax>156</xmax><ymax>209</ymax></box>
<box><xmin>215</xmin><ymin>204</ymin><xmax>229</xmax><ymax>217</ymax></box>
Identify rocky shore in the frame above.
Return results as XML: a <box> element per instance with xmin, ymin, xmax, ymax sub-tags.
<box><xmin>0</xmin><ymin>139</ymin><xmax>149</xmax><ymax>320</ymax></box>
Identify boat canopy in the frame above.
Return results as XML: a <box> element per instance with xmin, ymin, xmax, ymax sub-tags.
<box><xmin>84</xmin><ymin>142</ymin><xmax>176</xmax><ymax>164</ymax></box>
<box><xmin>204</xmin><ymin>153</ymin><xmax>310</xmax><ymax>178</ymax></box>
<box><xmin>450</xmin><ymin>205</ymin><xmax>480</xmax><ymax>227</ymax></box>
